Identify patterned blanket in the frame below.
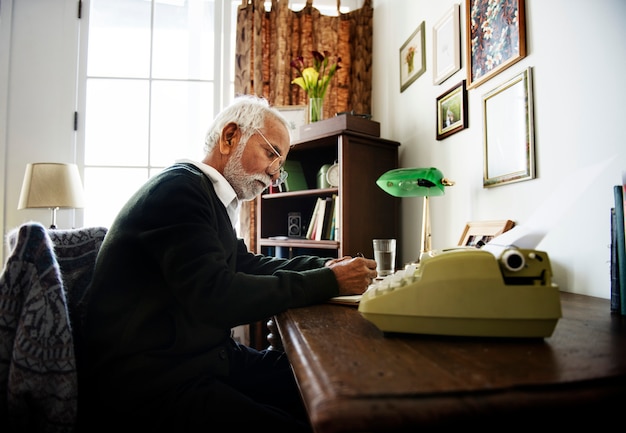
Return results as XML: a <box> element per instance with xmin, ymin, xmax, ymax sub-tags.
<box><xmin>0</xmin><ymin>222</ymin><xmax>106</xmax><ymax>433</ymax></box>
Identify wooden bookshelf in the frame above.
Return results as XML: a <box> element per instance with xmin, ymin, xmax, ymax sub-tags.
<box><xmin>249</xmin><ymin>127</ymin><xmax>401</xmax><ymax>350</ymax></box>
<box><xmin>256</xmin><ymin>127</ymin><xmax>400</xmax><ymax>260</ymax></box>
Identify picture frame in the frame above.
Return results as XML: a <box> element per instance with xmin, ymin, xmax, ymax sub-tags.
<box><xmin>433</xmin><ymin>3</ymin><xmax>461</xmax><ymax>85</ymax></box>
<box><xmin>482</xmin><ymin>67</ymin><xmax>535</xmax><ymax>188</ymax></box>
<box><xmin>458</xmin><ymin>219</ymin><xmax>516</xmax><ymax>247</ymax></box>
<box><xmin>436</xmin><ymin>80</ymin><xmax>468</xmax><ymax>140</ymax></box>
<box><xmin>399</xmin><ymin>21</ymin><xmax>426</xmax><ymax>93</ymax></box>
<box><xmin>275</xmin><ymin>105</ymin><xmax>307</xmax><ymax>141</ymax></box>
<box><xmin>465</xmin><ymin>0</ymin><xmax>526</xmax><ymax>90</ymax></box>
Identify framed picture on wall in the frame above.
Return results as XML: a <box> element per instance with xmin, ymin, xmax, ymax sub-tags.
<box><xmin>436</xmin><ymin>80</ymin><xmax>468</xmax><ymax>140</ymax></box>
<box><xmin>275</xmin><ymin>105</ymin><xmax>307</xmax><ymax>141</ymax></box>
<box><xmin>458</xmin><ymin>220</ymin><xmax>516</xmax><ymax>247</ymax></box>
<box><xmin>466</xmin><ymin>0</ymin><xmax>527</xmax><ymax>89</ymax></box>
<box><xmin>482</xmin><ymin>67</ymin><xmax>535</xmax><ymax>188</ymax></box>
<box><xmin>399</xmin><ymin>21</ymin><xmax>426</xmax><ymax>92</ymax></box>
<box><xmin>433</xmin><ymin>3</ymin><xmax>461</xmax><ymax>85</ymax></box>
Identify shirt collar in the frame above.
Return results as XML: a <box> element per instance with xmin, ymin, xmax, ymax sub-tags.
<box><xmin>176</xmin><ymin>159</ymin><xmax>240</xmax><ymax>228</ymax></box>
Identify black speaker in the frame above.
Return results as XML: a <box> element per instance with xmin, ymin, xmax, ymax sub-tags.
<box><xmin>288</xmin><ymin>212</ymin><xmax>301</xmax><ymax>237</ymax></box>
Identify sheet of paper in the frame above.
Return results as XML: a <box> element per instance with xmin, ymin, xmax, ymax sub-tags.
<box><xmin>483</xmin><ymin>157</ymin><xmax>615</xmax><ymax>257</ymax></box>
<box><xmin>328</xmin><ymin>295</ymin><xmax>361</xmax><ymax>306</ymax></box>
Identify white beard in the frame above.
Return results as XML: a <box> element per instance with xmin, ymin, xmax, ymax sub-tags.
<box><xmin>223</xmin><ymin>145</ymin><xmax>270</xmax><ymax>201</ymax></box>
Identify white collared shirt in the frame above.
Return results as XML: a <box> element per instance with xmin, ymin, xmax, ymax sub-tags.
<box><xmin>176</xmin><ymin>159</ymin><xmax>240</xmax><ymax>229</ymax></box>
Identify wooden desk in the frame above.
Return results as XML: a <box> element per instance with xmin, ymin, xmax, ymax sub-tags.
<box><xmin>274</xmin><ymin>292</ymin><xmax>626</xmax><ymax>432</ymax></box>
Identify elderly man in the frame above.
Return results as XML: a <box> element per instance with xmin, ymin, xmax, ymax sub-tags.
<box><xmin>78</xmin><ymin>95</ymin><xmax>377</xmax><ymax>432</ymax></box>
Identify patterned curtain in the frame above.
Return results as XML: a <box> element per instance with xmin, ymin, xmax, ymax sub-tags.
<box><xmin>235</xmin><ymin>0</ymin><xmax>373</xmax><ymax>251</ymax></box>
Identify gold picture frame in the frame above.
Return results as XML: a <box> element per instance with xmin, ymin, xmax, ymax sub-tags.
<box><xmin>458</xmin><ymin>219</ymin><xmax>515</xmax><ymax>247</ymax></box>
<box><xmin>482</xmin><ymin>67</ymin><xmax>535</xmax><ymax>188</ymax></box>
<box><xmin>466</xmin><ymin>0</ymin><xmax>527</xmax><ymax>90</ymax></box>
<box><xmin>400</xmin><ymin>21</ymin><xmax>426</xmax><ymax>92</ymax></box>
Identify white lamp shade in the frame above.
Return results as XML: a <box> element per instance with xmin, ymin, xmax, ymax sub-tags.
<box><xmin>18</xmin><ymin>163</ymin><xmax>85</xmax><ymax>209</ymax></box>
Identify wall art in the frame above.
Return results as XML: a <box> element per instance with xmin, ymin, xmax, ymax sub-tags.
<box><xmin>433</xmin><ymin>4</ymin><xmax>461</xmax><ymax>85</ymax></box>
<box><xmin>400</xmin><ymin>21</ymin><xmax>426</xmax><ymax>92</ymax></box>
<box><xmin>436</xmin><ymin>80</ymin><xmax>468</xmax><ymax>140</ymax></box>
<box><xmin>466</xmin><ymin>0</ymin><xmax>526</xmax><ymax>89</ymax></box>
<box><xmin>482</xmin><ymin>67</ymin><xmax>535</xmax><ymax>187</ymax></box>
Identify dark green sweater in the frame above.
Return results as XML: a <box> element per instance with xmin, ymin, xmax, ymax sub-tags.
<box><xmin>80</xmin><ymin>163</ymin><xmax>338</xmax><ymax>405</ymax></box>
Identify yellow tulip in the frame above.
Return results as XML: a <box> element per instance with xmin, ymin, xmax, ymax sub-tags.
<box><xmin>291</xmin><ymin>51</ymin><xmax>341</xmax><ymax>99</ymax></box>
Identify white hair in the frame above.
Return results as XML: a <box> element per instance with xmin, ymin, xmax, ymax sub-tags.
<box><xmin>203</xmin><ymin>94</ymin><xmax>290</xmax><ymax>153</ymax></box>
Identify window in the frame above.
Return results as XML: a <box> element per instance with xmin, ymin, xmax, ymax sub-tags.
<box><xmin>78</xmin><ymin>0</ymin><xmax>363</xmax><ymax>229</ymax></box>
<box><xmin>78</xmin><ymin>0</ymin><xmax>238</xmax><ymax>227</ymax></box>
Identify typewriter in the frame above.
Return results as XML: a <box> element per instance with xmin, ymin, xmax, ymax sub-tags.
<box><xmin>358</xmin><ymin>246</ymin><xmax>562</xmax><ymax>338</ymax></box>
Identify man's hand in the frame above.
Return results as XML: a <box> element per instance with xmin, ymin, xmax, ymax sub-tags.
<box><xmin>326</xmin><ymin>256</ymin><xmax>377</xmax><ymax>295</ymax></box>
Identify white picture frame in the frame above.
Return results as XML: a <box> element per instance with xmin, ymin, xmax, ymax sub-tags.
<box><xmin>433</xmin><ymin>4</ymin><xmax>461</xmax><ymax>85</ymax></box>
<box><xmin>275</xmin><ymin>105</ymin><xmax>307</xmax><ymax>142</ymax></box>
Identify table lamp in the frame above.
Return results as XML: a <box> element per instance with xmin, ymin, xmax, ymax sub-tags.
<box><xmin>18</xmin><ymin>162</ymin><xmax>85</xmax><ymax>229</ymax></box>
<box><xmin>376</xmin><ymin>167</ymin><xmax>454</xmax><ymax>260</ymax></box>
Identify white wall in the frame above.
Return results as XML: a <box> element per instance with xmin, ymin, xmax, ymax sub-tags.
<box><xmin>2</xmin><ymin>0</ymin><xmax>626</xmax><ymax>300</ymax></box>
<box><xmin>0</xmin><ymin>0</ymin><xmax>13</xmax><ymax>244</ymax></box>
<box><xmin>372</xmin><ymin>0</ymin><xmax>626</xmax><ymax>299</ymax></box>
<box><xmin>0</xmin><ymin>0</ymin><xmax>82</xmax><ymax>256</ymax></box>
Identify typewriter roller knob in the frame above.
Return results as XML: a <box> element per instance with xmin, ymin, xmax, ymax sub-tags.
<box><xmin>501</xmin><ymin>248</ymin><xmax>525</xmax><ymax>272</ymax></box>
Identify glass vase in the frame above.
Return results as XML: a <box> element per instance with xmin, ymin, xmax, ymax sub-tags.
<box><xmin>308</xmin><ymin>97</ymin><xmax>324</xmax><ymax>123</ymax></box>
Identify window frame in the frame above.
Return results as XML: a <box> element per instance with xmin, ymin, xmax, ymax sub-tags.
<box><xmin>75</xmin><ymin>0</ymin><xmax>238</xmax><ymax>228</ymax></box>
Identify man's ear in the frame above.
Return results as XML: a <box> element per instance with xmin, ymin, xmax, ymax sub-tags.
<box><xmin>219</xmin><ymin>122</ymin><xmax>241</xmax><ymax>155</ymax></box>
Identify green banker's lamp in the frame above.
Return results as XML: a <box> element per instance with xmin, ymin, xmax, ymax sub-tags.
<box><xmin>376</xmin><ymin>167</ymin><xmax>454</xmax><ymax>261</ymax></box>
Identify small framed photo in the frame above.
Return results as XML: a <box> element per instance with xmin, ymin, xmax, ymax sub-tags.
<box><xmin>482</xmin><ymin>67</ymin><xmax>535</xmax><ymax>188</ymax></box>
<box><xmin>466</xmin><ymin>0</ymin><xmax>526</xmax><ymax>89</ymax></box>
<box><xmin>433</xmin><ymin>3</ymin><xmax>461</xmax><ymax>85</ymax></box>
<box><xmin>436</xmin><ymin>80</ymin><xmax>468</xmax><ymax>140</ymax></box>
<box><xmin>399</xmin><ymin>21</ymin><xmax>426</xmax><ymax>93</ymax></box>
<box><xmin>275</xmin><ymin>105</ymin><xmax>307</xmax><ymax>142</ymax></box>
<box><xmin>458</xmin><ymin>220</ymin><xmax>516</xmax><ymax>247</ymax></box>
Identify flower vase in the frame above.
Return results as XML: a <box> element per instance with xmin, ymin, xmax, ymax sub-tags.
<box><xmin>308</xmin><ymin>97</ymin><xmax>324</xmax><ymax>123</ymax></box>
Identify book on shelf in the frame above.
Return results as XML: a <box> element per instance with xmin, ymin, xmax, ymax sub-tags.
<box><xmin>614</xmin><ymin>185</ymin><xmax>626</xmax><ymax>315</ymax></box>
<box><xmin>313</xmin><ymin>197</ymin><xmax>331</xmax><ymax>241</ymax></box>
<box><xmin>332</xmin><ymin>194</ymin><xmax>339</xmax><ymax>240</ymax></box>
<box><xmin>305</xmin><ymin>196</ymin><xmax>338</xmax><ymax>241</ymax></box>
<box><xmin>326</xmin><ymin>194</ymin><xmax>338</xmax><ymax>241</ymax></box>
<box><xmin>306</xmin><ymin>197</ymin><xmax>323</xmax><ymax>239</ymax></box>
<box><xmin>311</xmin><ymin>197</ymin><xmax>324</xmax><ymax>240</ymax></box>
<box><xmin>611</xmin><ymin>207</ymin><xmax>620</xmax><ymax>312</ymax></box>
<box><xmin>321</xmin><ymin>196</ymin><xmax>334</xmax><ymax>240</ymax></box>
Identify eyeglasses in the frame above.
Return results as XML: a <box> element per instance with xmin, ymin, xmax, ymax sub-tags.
<box><xmin>255</xmin><ymin>128</ymin><xmax>288</xmax><ymax>187</ymax></box>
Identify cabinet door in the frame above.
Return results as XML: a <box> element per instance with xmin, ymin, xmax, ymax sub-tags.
<box><xmin>339</xmin><ymin>135</ymin><xmax>400</xmax><ymax>257</ymax></box>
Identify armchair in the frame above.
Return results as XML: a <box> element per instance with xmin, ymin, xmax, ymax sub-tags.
<box><xmin>0</xmin><ymin>222</ymin><xmax>107</xmax><ymax>433</ymax></box>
